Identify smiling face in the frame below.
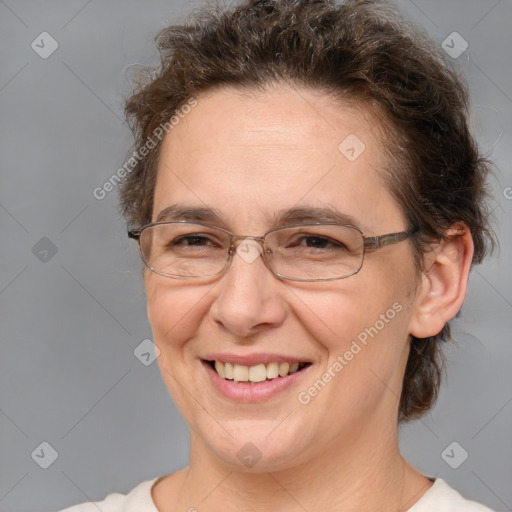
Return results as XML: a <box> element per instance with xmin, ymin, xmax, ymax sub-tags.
<box><xmin>144</xmin><ymin>83</ymin><xmax>422</xmax><ymax>472</ymax></box>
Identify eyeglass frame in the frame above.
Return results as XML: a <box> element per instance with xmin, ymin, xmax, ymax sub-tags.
<box><xmin>127</xmin><ymin>220</ymin><xmax>416</xmax><ymax>282</ymax></box>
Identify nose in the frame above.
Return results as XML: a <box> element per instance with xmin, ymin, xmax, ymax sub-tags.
<box><xmin>209</xmin><ymin>242</ymin><xmax>287</xmax><ymax>338</ymax></box>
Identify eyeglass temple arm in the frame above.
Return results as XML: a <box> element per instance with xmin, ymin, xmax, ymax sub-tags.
<box><xmin>127</xmin><ymin>229</ymin><xmax>141</xmax><ymax>240</ymax></box>
<box><xmin>363</xmin><ymin>230</ymin><xmax>414</xmax><ymax>252</ymax></box>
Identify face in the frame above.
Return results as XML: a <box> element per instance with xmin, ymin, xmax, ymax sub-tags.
<box><xmin>144</xmin><ymin>83</ymin><xmax>421</xmax><ymax>471</ymax></box>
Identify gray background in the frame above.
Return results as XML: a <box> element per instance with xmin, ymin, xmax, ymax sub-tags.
<box><xmin>0</xmin><ymin>0</ymin><xmax>510</xmax><ymax>511</ymax></box>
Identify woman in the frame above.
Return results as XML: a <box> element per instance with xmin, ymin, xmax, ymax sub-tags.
<box><xmin>61</xmin><ymin>0</ymin><xmax>496</xmax><ymax>510</ymax></box>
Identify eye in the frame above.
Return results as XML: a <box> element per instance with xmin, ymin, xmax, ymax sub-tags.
<box><xmin>172</xmin><ymin>234</ymin><xmax>218</xmax><ymax>247</ymax></box>
<box><xmin>288</xmin><ymin>234</ymin><xmax>348</xmax><ymax>251</ymax></box>
<box><xmin>299</xmin><ymin>235</ymin><xmax>343</xmax><ymax>249</ymax></box>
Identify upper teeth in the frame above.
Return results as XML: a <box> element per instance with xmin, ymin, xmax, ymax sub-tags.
<box><xmin>214</xmin><ymin>361</ymin><xmax>303</xmax><ymax>382</ymax></box>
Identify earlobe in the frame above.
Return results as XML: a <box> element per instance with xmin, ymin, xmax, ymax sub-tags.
<box><xmin>408</xmin><ymin>226</ymin><xmax>474</xmax><ymax>339</ymax></box>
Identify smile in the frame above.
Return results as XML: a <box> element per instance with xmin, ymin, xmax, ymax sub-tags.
<box><xmin>201</xmin><ymin>357</ymin><xmax>313</xmax><ymax>402</ymax></box>
<box><xmin>207</xmin><ymin>360</ymin><xmax>310</xmax><ymax>383</ymax></box>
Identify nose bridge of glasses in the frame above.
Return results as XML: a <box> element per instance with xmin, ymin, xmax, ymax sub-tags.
<box><xmin>228</xmin><ymin>233</ymin><xmax>267</xmax><ymax>253</ymax></box>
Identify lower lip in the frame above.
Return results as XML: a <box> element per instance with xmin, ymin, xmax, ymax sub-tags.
<box><xmin>202</xmin><ymin>360</ymin><xmax>311</xmax><ymax>402</ymax></box>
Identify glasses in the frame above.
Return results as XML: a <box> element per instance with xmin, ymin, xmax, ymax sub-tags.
<box><xmin>128</xmin><ymin>221</ymin><xmax>414</xmax><ymax>282</ymax></box>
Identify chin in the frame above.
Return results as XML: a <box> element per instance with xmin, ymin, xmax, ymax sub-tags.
<box><xmin>197</xmin><ymin>419</ymin><xmax>315</xmax><ymax>473</ymax></box>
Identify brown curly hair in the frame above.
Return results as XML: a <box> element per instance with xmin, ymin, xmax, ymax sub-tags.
<box><xmin>119</xmin><ymin>0</ymin><xmax>495</xmax><ymax>422</ymax></box>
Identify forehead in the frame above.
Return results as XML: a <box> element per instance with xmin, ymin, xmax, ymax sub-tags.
<box><xmin>162</xmin><ymin>84</ymin><xmax>382</xmax><ymax>155</ymax></box>
<box><xmin>154</xmin><ymin>84</ymin><xmax>404</xmax><ymax>233</ymax></box>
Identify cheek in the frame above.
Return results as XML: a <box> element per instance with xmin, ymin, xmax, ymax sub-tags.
<box><xmin>145</xmin><ymin>276</ymin><xmax>212</xmax><ymax>355</ymax></box>
<box><xmin>289</xmin><ymin>287</ymin><xmax>366</xmax><ymax>349</ymax></box>
<box><xmin>289</xmin><ymin>275</ymin><xmax>403</xmax><ymax>345</ymax></box>
<box><xmin>301</xmin><ymin>292</ymin><xmax>410</xmax><ymax>417</ymax></box>
<box><xmin>294</xmin><ymin>274</ymin><xmax>412</xmax><ymax>379</ymax></box>
<box><xmin>145</xmin><ymin>277</ymin><xmax>217</xmax><ymax>419</ymax></box>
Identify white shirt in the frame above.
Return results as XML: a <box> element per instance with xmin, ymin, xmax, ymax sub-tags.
<box><xmin>59</xmin><ymin>476</ymin><xmax>496</xmax><ymax>512</ymax></box>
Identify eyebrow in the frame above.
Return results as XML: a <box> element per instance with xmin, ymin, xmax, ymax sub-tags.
<box><xmin>155</xmin><ymin>204</ymin><xmax>362</xmax><ymax>230</ymax></box>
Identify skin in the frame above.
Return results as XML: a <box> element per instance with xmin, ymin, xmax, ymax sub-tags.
<box><xmin>143</xmin><ymin>83</ymin><xmax>474</xmax><ymax>512</ymax></box>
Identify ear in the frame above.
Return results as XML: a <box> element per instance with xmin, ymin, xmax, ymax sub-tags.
<box><xmin>408</xmin><ymin>225</ymin><xmax>474</xmax><ymax>338</ymax></box>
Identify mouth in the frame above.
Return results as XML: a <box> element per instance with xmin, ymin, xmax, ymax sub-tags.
<box><xmin>203</xmin><ymin>359</ymin><xmax>312</xmax><ymax>384</ymax></box>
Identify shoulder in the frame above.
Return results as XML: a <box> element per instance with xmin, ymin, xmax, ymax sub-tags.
<box><xmin>409</xmin><ymin>478</ymin><xmax>496</xmax><ymax>512</ymax></box>
<box><xmin>57</xmin><ymin>478</ymin><xmax>160</xmax><ymax>512</ymax></box>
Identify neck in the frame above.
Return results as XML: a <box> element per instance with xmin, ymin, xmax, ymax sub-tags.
<box><xmin>164</xmin><ymin>417</ymin><xmax>431</xmax><ymax>512</ymax></box>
